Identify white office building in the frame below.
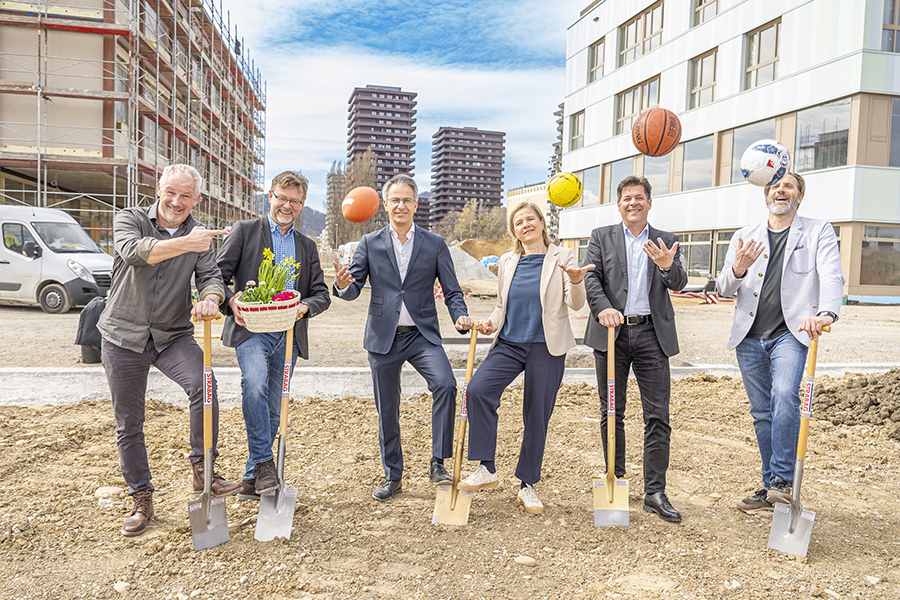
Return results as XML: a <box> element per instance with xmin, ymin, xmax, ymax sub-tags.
<box><xmin>560</xmin><ymin>0</ymin><xmax>900</xmax><ymax>301</ymax></box>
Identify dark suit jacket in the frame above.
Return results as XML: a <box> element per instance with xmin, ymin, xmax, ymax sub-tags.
<box><xmin>333</xmin><ymin>225</ymin><xmax>468</xmax><ymax>355</ymax></box>
<box><xmin>216</xmin><ymin>217</ymin><xmax>331</xmax><ymax>359</ymax></box>
<box><xmin>583</xmin><ymin>222</ymin><xmax>687</xmax><ymax>357</ymax></box>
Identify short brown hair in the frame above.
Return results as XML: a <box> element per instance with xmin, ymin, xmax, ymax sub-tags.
<box><xmin>764</xmin><ymin>171</ymin><xmax>805</xmax><ymax>198</ymax></box>
<box><xmin>508</xmin><ymin>202</ymin><xmax>552</xmax><ymax>255</ymax></box>
<box><xmin>383</xmin><ymin>174</ymin><xmax>418</xmax><ymax>202</ymax></box>
<box><xmin>616</xmin><ymin>175</ymin><xmax>651</xmax><ymax>202</ymax></box>
<box><xmin>270</xmin><ymin>171</ymin><xmax>309</xmax><ymax>198</ymax></box>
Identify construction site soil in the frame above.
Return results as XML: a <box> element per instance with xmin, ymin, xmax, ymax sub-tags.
<box><xmin>1</xmin><ymin>288</ymin><xmax>900</xmax><ymax>599</ymax></box>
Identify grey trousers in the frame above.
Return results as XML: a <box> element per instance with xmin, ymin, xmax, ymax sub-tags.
<box><xmin>101</xmin><ymin>335</ymin><xmax>219</xmax><ymax>494</ymax></box>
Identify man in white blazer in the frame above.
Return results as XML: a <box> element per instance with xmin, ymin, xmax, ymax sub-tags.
<box><xmin>716</xmin><ymin>172</ymin><xmax>844</xmax><ymax>514</ymax></box>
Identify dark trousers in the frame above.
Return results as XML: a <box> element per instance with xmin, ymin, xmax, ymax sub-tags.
<box><xmin>367</xmin><ymin>329</ymin><xmax>457</xmax><ymax>480</ymax></box>
<box><xmin>466</xmin><ymin>339</ymin><xmax>566</xmax><ymax>486</ymax></box>
<box><xmin>593</xmin><ymin>321</ymin><xmax>671</xmax><ymax>494</ymax></box>
<box><xmin>102</xmin><ymin>335</ymin><xmax>218</xmax><ymax>494</ymax></box>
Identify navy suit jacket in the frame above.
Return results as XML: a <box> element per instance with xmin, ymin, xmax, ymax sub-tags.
<box><xmin>333</xmin><ymin>225</ymin><xmax>468</xmax><ymax>355</ymax></box>
<box><xmin>216</xmin><ymin>217</ymin><xmax>331</xmax><ymax>359</ymax></box>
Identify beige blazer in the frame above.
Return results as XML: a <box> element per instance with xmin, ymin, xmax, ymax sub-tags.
<box><xmin>487</xmin><ymin>244</ymin><xmax>585</xmax><ymax>357</ymax></box>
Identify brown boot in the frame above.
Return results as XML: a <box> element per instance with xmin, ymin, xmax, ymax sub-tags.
<box><xmin>191</xmin><ymin>461</ymin><xmax>241</xmax><ymax>497</ymax></box>
<box><xmin>122</xmin><ymin>490</ymin><xmax>154</xmax><ymax>537</ymax></box>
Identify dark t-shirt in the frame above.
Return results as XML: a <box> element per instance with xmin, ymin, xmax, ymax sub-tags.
<box><xmin>746</xmin><ymin>227</ymin><xmax>790</xmax><ymax>340</ymax></box>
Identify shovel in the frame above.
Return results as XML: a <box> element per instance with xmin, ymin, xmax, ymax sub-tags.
<box><xmin>189</xmin><ymin>313</ymin><xmax>230</xmax><ymax>551</ymax></box>
<box><xmin>593</xmin><ymin>325</ymin><xmax>629</xmax><ymax>527</ymax></box>
<box><xmin>768</xmin><ymin>325</ymin><xmax>830</xmax><ymax>556</ymax></box>
<box><xmin>432</xmin><ymin>328</ymin><xmax>478</xmax><ymax>525</ymax></box>
<box><xmin>255</xmin><ymin>326</ymin><xmax>299</xmax><ymax>541</ymax></box>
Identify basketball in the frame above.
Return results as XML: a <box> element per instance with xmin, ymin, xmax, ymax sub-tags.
<box><xmin>631</xmin><ymin>108</ymin><xmax>682</xmax><ymax>157</ymax></box>
<box><xmin>342</xmin><ymin>186</ymin><xmax>379</xmax><ymax>223</ymax></box>
<box><xmin>740</xmin><ymin>139</ymin><xmax>791</xmax><ymax>187</ymax></box>
<box><xmin>547</xmin><ymin>172</ymin><xmax>583</xmax><ymax>207</ymax></box>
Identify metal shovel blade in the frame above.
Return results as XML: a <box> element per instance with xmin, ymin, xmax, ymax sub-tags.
<box><xmin>255</xmin><ymin>484</ymin><xmax>298</xmax><ymax>542</ymax></box>
<box><xmin>768</xmin><ymin>501</ymin><xmax>816</xmax><ymax>556</ymax></box>
<box><xmin>189</xmin><ymin>493</ymin><xmax>229</xmax><ymax>551</ymax></box>
<box><xmin>592</xmin><ymin>477</ymin><xmax>629</xmax><ymax>527</ymax></box>
<box><xmin>432</xmin><ymin>485</ymin><xmax>473</xmax><ymax>526</ymax></box>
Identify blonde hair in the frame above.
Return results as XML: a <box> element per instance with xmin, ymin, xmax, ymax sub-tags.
<box><xmin>509</xmin><ymin>202</ymin><xmax>552</xmax><ymax>255</ymax></box>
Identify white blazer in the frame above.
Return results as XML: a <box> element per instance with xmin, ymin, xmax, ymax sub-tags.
<box><xmin>487</xmin><ymin>244</ymin><xmax>585</xmax><ymax>356</ymax></box>
<box><xmin>716</xmin><ymin>215</ymin><xmax>844</xmax><ymax>349</ymax></box>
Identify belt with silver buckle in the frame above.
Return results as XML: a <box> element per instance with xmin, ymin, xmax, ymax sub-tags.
<box><xmin>624</xmin><ymin>315</ymin><xmax>651</xmax><ymax>326</ymax></box>
<box><xmin>396</xmin><ymin>325</ymin><xmax>417</xmax><ymax>334</ymax></box>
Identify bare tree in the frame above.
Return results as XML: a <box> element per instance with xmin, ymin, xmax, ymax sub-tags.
<box><xmin>453</xmin><ymin>201</ymin><xmax>507</xmax><ymax>240</ymax></box>
<box><xmin>323</xmin><ymin>148</ymin><xmax>385</xmax><ymax>247</ymax></box>
<box><xmin>431</xmin><ymin>210</ymin><xmax>460</xmax><ymax>242</ymax></box>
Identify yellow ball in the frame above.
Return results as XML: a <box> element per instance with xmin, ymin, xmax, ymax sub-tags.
<box><xmin>547</xmin><ymin>172</ymin><xmax>583</xmax><ymax>207</ymax></box>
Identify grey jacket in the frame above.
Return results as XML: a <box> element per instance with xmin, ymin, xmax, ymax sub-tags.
<box><xmin>716</xmin><ymin>215</ymin><xmax>844</xmax><ymax>350</ymax></box>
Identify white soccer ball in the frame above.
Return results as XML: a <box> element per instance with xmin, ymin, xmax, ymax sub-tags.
<box><xmin>740</xmin><ymin>139</ymin><xmax>791</xmax><ymax>187</ymax></box>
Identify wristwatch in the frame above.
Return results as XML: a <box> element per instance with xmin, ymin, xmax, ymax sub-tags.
<box><xmin>816</xmin><ymin>310</ymin><xmax>838</xmax><ymax>323</ymax></box>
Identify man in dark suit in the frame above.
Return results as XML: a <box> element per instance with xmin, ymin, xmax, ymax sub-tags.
<box><xmin>333</xmin><ymin>174</ymin><xmax>473</xmax><ymax>501</ymax></box>
<box><xmin>217</xmin><ymin>171</ymin><xmax>331</xmax><ymax>500</ymax></box>
<box><xmin>583</xmin><ymin>174</ymin><xmax>687</xmax><ymax>522</ymax></box>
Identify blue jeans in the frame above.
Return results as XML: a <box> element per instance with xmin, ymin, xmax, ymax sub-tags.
<box><xmin>736</xmin><ymin>332</ymin><xmax>808</xmax><ymax>488</ymax></box>
<box><xmin>235</xmin><ymin>331</ymin><xmax>297</xmax><ymax>481</ymax></box>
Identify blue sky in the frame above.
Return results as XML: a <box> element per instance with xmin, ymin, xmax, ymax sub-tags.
<box><xmin>218</xmin><ymin>0</ymin><xmax>587</xmax><ymax>212</ymax></box>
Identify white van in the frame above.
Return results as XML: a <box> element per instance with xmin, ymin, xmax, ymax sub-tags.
<box><xmin>337</xmin><ymin>241</ymin><xmax>359</xmax><ymax>269</ymax></box>
<box><xmin>0</xmin><ymin>205</ymin><xmax>113</xmax><ymax>313</ymax></box>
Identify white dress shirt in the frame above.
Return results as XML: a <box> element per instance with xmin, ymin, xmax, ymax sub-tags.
<box><xmin>390</xmin><ymin>225</ymin><xmax>416</xmax><ymax>326</ymax></box>
<box><xmin>623</xmin><ymin>222</ymin><xmax>651</xmax><ymax>316</ymax></box>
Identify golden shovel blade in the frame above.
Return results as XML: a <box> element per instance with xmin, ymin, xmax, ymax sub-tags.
<box><xmin>432</xmin><ymin>484</ymin><xmax>473</xmax><ymax>526</ymax></box>
<box><xmin>592</xmin><ymin>477</ymin><xmax>630</xmax><ymax>527</ymax></box>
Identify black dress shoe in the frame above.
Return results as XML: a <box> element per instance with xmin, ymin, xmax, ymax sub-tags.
<box><xmin>643</xmin><ymin>492</ymin><xmax>682</xmax><ymax>522</ymax></box>
<box><xmin>429</xmin><ymin>461</ymin><xmax>452</xmax><ymax>485</ymax></box>
<box><xmin>373</xmin><ymin>479</ymin><xmax>402</xmax><ymax>501</ymax></box>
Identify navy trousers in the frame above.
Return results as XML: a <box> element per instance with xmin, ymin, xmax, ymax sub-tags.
<box><xmin>593</xmin><ymin>321</ymin><xmax>672</xmax><ymax>494</ymax></box>
<box><xmin>466</xmin><ymin>339</ymin><xmax>566</xmax><ymax>486</ymax></box>
<box><xmin>367</xmin><ymin>329</ymin><xmax>457</xmax><ymax>480</ymax></box>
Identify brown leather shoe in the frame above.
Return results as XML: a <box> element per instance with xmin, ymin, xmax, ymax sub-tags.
<box><xmin>191</xmin><ymin>461</ymin><xmax>241</xmax><ymax>497</ymax></box>
<box><xmin>122</xmin><ymin>490</ymin><xmax>154</xmax><ymax>537</ymax></box>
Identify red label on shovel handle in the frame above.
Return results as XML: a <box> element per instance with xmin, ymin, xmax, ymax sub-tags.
<box><xmin>460</xmin><ymin>382</ymin><xmax>468</xmax><ymax>420</ymax></box>
<box><xmin>282</xmin><ymin>360</ymin><xmax>291</xmax><ymax>395</ymax></box>
<box><xmin>801</xmin><ymin>376</ymin><xmax>814</xmax><ymax>419</ymax></box>
<box><xmin>607</xmin><ymin>379</ymin><xmax>615</xmax><ymax>417</ymax></box>
<box><xmin>204</xmin><ymin>367</ymin><xmax>213</xmax><ymax>410</ymax></box>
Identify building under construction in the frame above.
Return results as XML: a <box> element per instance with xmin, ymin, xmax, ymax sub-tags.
<box><xmin>0</xmin><ymin>0</ymin><xmax>266</xmax><ymax>253</ymax></box>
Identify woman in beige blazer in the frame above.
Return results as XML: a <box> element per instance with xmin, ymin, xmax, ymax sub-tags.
<box><xmin>458</xmin><ymin>202</ymin><xmax>593</xmax><ymax>514</ymax></box>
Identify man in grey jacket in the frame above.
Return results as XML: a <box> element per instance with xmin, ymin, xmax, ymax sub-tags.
<box><xmin>717</xmin><ymin>172</ymin><xmax>844</xmax><ymax>514</ymax></box>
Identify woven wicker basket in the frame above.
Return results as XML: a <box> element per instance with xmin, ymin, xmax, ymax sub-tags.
<box><xmin>234</xmin><ymin>290</ymin><xmax>301</xmax><ymax>333</ymax></box>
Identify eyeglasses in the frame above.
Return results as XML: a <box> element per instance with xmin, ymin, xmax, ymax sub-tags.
<box><xmin>387</xmin><ymin>197</ymin><xmax>416</xmax><ymax>207</ymax></box>
<box><xmin>272</xmin><ymin>193</ymin><xmax>303</xmax><ymax>208</ymax></box>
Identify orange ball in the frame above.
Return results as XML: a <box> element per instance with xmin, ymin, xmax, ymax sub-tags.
<box><xmin>632</xmin><ymin>108</ymin><xmax>682</xmax><ymax>157</ymax></box>
<box><xmin>342</xmin><ymin>186</ymin><xmax>379</xmax><ymax>223</ymax></box>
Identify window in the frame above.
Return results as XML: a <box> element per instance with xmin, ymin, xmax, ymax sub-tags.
<box><xmin>577</xmin><ymin>239</ymin><xmax>590</xmax><ymax>266</ymax></box>
<box><xmin>861</xmin><ymin>226</ymin><xmax>900</xmax><ymax>286</ymax></box>
<box><xmin>891</xmin><ymin>98</ymin><xmax>900</xmax><ymax>167</ymax></box>
<box><xmin>690</xmin><ymin>49</ymin><xmax>717</xmax><ymax>108</ymax></box>
<box><xmin>609</xmin><ymin>157</ymin><xmax>634</xmax><ymax>203</ymax></box>
<box><xmin>581</xmin><ymin>166</ymin><xmax>601</xmax><ymax>206</ymax></box>
<box><xmin>643</xmin><ymin>154</ymin><xmax>670</xmax><ymax>195</ymax></box>
<box><xmin>795</xmin><ymin>98</ymin><xmax>851</xmax><ymax>172</ymax></box>
<box><xmin>2</xmin><ymin>223</ymin><xmax>37</xmax><ymax>257</ymax></box>
<box><xmin>677</xmin><ymin>232</ymin><xmax>712</xmax><ymax>277</ymax></box>
<box><xmin>693</xmin><ymin>0</ymin><xmax>717</xmax><ymax>26</ymax></box>
<box><xmin>619</xmin><ymin>1</ymin><xmax>664</xmax><ymax>66</ymax></box>
<box><xmin>714</xmin><ymin>231</ymin><xmax>735</xmax><ymax>275</ymax></box>
<box><xmin>682</xmin><ymin>135</ymin><xmax>714</xmax><ymax>191</ymax></box>
<box><xmin>731</xmin><ymin>118</ymin><xmax>775</xmax><ymax>183</ymax></box>
<box><xmin>745</xmin><ymin>20</ymin><xmax>781</xmax><ymax>90</ymax></box>
<box><xmin>886</xmin><ymin>0</ymin><xmax>899</xmax><ymax>52</ymax></box>
<box><xmin>588</xmin><ymin>38</ymin><xmax>605</xmax><ymax>83</ymax></box>
<box><xmin>570</xmin><ymin>111</ymin><xmax>585</xmax><ymax>150</ymax></box>
<box><xmin>616</xmin><ymin>76</ymin><xmax>660</xmax><ymax>134</ymax></box>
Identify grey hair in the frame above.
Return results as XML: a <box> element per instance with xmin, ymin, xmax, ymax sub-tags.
<box><xmin>382</xmin><ymin>174</ymin><xmax>418</xmax><ymax>202</ymax></box>
<box><xmin>159</xmin><ymin>164</ymin><xmax>202</xmax><ymax>198</ymax></box>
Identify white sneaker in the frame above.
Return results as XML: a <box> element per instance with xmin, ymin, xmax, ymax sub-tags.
<box><xmin>517</xmin><ymin>484</ymin><xmax>543</xmax><ymax>514</ymax></box>
<box><xmin>457</xmin><ymin>464</ymin><xmax>499</xmax><ymax>491</ymax></box>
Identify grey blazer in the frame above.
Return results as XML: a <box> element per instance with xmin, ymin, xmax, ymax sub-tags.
<box><xmin>583</xmin><ymin>223</ymin><xmax>687</xmax><ymax>356</ymax></box>
<box><xmin>716</xmin><ymin>215</ymin><xmax>844</xmax><ymax>350</ymax></box>
<box><xmin>216</xmin><ymin>217</ymin><xmax>331</xmax><ymax>359</ymax></box>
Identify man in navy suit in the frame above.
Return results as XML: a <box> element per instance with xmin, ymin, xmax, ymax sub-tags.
<box><xmin>217</xmin><ymin>171</ymin><xmax>331</xmax><ymax>500</ymax></box>
<box><xmin>334</xmin><ymin>174</ymin><xmax>473</xmax><ymax>501</ymax></box>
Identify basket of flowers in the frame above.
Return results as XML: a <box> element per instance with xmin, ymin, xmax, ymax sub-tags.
<box><xmin>234</xmin><ymin>248</ymin><xmax>302</xmax><ymax>333</ymax></box>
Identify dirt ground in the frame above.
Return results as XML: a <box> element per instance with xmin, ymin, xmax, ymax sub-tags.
<box><xmin>1</xmin><ymin>284</ymin><xmax>900</xmax><ymax>599</ymax></box>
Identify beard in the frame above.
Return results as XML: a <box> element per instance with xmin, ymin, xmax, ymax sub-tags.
<box><xmin>766</xmin><ymin>196</ymin><xmax>799</xmax><ymax>216</ymax></box>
